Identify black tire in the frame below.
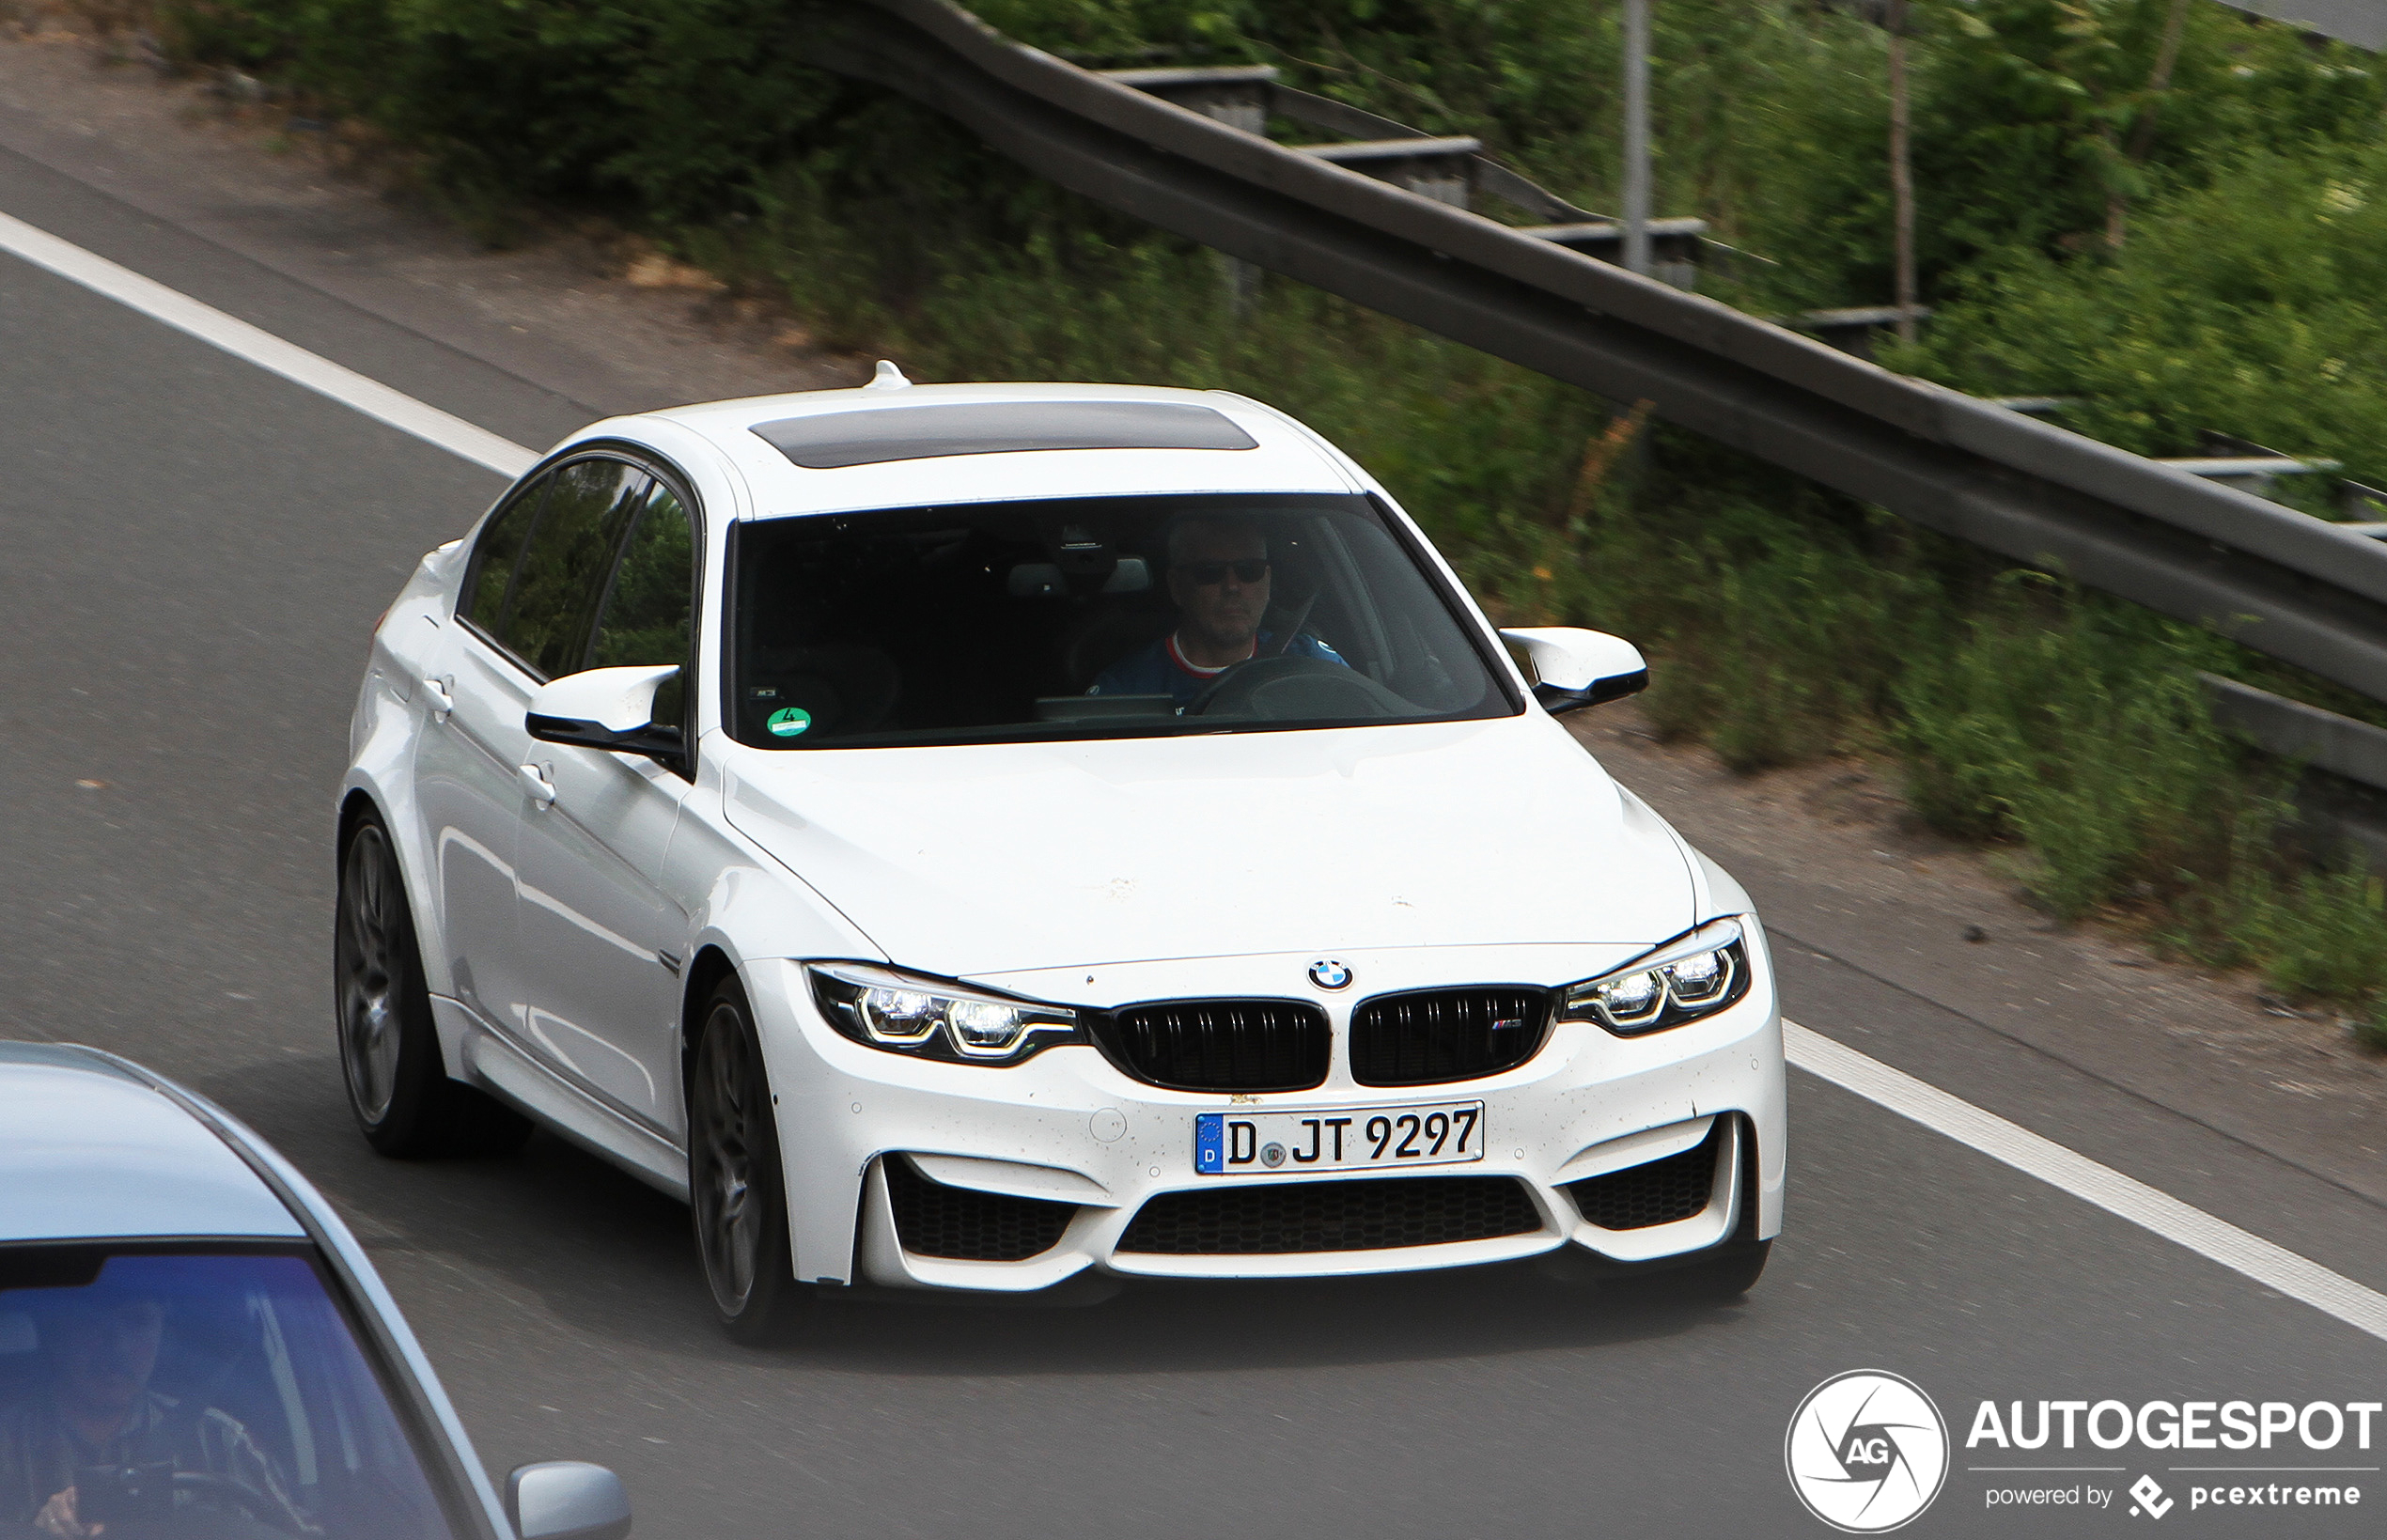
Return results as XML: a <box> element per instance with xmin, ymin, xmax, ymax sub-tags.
<box><xmin>689</xmin><ymin>978</ymin><xmax>803</xmax><ymax>1343</ymax></box>
<box><xmin>335</xmin><ymin>810</ymin><xmax>531</xmax><ymax>1159</ymax></box>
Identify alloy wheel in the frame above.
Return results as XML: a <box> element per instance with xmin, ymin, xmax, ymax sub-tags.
<box><xmin>694</xmin><ymin>1010</ymin><xmax>759</xmax><ymax>1314</ymax></box>
<box><xmin>335</xmin><ymin>826</ymin><xmax>405</xmax><ymax>1122</ymax></box>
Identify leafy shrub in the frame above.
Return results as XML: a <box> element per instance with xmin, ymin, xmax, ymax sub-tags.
<box><xmin>159</xmin><ymin>0</ymin><xmax>850</xmax><ymax>221</ymax></box>
<box><xmin>1913</xmin><ymin>145</ymin><xmax>2387</xmax><ymax>486</ymax></box>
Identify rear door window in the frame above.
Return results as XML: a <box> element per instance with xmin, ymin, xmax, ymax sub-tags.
<box><xmin>458</xmin><ymin>473</ymin><xmax>551</xmax><ymax>638</ymax></box>
<box><xmin>499</xmin><ymin>459</ymin><xmax>652</xmax><ymax>679</ymax></box>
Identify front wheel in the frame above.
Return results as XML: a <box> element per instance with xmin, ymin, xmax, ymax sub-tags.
<box><xmin>689</xmin><ymin>979</ymin><xmax>803</xmax><ymax>1343</ymax></box>
<box><xmin>335</xmin><ymin>811</ymin><xmax>529</xmax><ymax>1158</ymax></box>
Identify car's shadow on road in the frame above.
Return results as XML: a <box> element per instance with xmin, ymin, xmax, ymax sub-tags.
<box><xmin>201</xmin><ymin>1052</ymin><xmax>1762</xmax><ymax>1379</ymax></box>
<box><xmin>794</xmin><ymin>1267</ymin><xmax>1750</xmax><ymax>1378</ymax></box>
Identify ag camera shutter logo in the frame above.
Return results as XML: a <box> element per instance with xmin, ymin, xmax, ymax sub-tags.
<box><xmin>1786</xmin><ymin>1370</ymin><xmax>1950</xmax><ymax>1532</ymax></box>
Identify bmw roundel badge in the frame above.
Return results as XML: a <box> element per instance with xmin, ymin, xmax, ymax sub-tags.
<box><xmin>1307</xmin><ymin>958</ymin><xmax>1352</xmax><ymax>990</ymax></box>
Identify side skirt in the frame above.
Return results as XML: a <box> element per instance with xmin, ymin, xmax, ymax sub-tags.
<box><xmin>429</xmin><ymin>995</ymin><xmax>690</xmax><ymax>1201</ymax></box>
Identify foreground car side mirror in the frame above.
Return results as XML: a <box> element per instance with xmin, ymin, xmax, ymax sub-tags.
<box><xmin>526</xmin><ymin>664</ymin><xmax>683</xmax><ymax>761</ymax></box>
<box><xmin>1498</xmin><ymin>627</ymin><xmax>1648</xmax><ymax>714</ymax></box>
<box><xmin>507</xmin><ymin>1461</ymin><xmax>631</xmax><ymax>1540</ymax></box>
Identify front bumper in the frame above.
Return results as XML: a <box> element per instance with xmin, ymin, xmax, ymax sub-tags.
<box><xmin>744</xmin><ymin>938</ymin><xmax>1786</xmax><ymax>1292</ymax></box>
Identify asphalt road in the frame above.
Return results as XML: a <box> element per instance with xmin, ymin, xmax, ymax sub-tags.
<box><xmin>4</xmin><ymin>142</ymin><xmax>2384</xmax><ymax>1539</ymax></box>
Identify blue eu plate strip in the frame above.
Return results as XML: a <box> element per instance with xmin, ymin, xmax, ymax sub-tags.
<box><xmin>1194</xmin><ymin>1112</ymin><xmax>1225</xmax><ymax>1174</ymax></box>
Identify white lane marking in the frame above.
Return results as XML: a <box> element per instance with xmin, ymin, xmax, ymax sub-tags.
<box><xmin>0</xmin><ymin>210</ymin><xmax>538</xmax><ymax>476</ymax></box>
<box><xmin>1786</xmin><ymin>1020</ymin><xmax>2387</xmax><ymax>1345</ymax></box>
<box><xmin>12</xmin><ymin>203</ymin><xmax>2379</xmax><ymax>1345</ymax></box>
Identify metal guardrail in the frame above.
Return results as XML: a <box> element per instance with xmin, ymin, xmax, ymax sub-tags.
<box><xmin>2203</xmin><ymin>675</ymin><xmax>2387</xmax><ymax>865</ymax></box>
<box><xmin>2205</xmin><ymin>675</ymin><xmax>2387</xmax><ymax>795</ymax></box>
<box><xmin>805</xmin><ymin>0</ymin><xmax>2387</xmax><ymax>734</ymax></box>
<box><xmin>1104</xmin><ymin>62</ymin><xmax>1714</xmax><ymax>286</ymax></box>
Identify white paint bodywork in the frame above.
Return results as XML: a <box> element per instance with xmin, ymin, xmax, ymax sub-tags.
<box><xmin>343</xmin><ymin>380</ymin><xmax>1786</xmax><ymax>1293</ymax></box>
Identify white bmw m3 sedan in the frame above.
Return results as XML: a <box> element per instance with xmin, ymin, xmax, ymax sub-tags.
<box><xmin>336</xmin><ymin>371</ymin><xmax>1786</xmax><ymax>1337</ymax></box>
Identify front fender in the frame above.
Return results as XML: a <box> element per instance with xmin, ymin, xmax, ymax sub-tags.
<box><xmin>340</xmin><ymin>545</ymin><xmax>463</xmax><ymax>1002</ymax></box>
<box><xmin>342</xmin><ymin>716</ymin><xmax>448</xmax><ymax>1003</ymax></box>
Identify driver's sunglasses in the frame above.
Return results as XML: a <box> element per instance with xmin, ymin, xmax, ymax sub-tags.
<box><xmin>1178</xmin><ymin>559</ymin><xmax>1271</xmax><ymax>586</ymax></box>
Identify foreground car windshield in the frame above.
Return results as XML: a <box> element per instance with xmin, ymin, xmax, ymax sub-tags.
<box><xmin>0</xmin><ymin>1248</ymin><xmax>460</xmax><ymax>1540</ymax></box>
<box><xmin>728</xmin><ymin>492</ymin><xmax>1515</xmax><ymax>748</ymax></box>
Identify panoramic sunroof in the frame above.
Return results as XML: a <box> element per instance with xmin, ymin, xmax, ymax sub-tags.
<box><xmin>751</xmin><ymin>399</ymin><xmax>1259</xmax><ymax>469</ymax></box>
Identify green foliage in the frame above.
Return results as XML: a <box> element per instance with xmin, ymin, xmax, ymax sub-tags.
<box><xmin>2232</xmin><ymin>866</ymin><xmax>2387</xmax><ymax>1003</ymax></box>
<box><xmin>1544</xmin><ymin>443</ymin><xmax>1921</xmax><ymax>770</ymax></box>
<box><xmin>1891</xmin><ymin>578</ymin><xmax>2254</xmax><ymax>918</ymax></box>
<box><xmin>1912</xmin><ymin>144</ymin><xmax>2387</xmax><ymax>484</ymax></box>
<box><xmin>160</xmin><ymin>0</ymin><xmax>847</xmax><ymax>222</ymax></box>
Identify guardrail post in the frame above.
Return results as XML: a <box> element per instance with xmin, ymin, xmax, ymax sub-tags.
<box><xmin>1622</xmin><ymin>0</ymin><xmax>1652</xmax><ymax>277</ymax></box>
<box><xmin>1100</xmin><ymin>66</ymin><xmax>1278</xmax><ymax>317</ymax></box>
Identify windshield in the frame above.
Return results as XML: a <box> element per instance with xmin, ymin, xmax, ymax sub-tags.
<box><xmin>0</xmin><ymin>1247</ymin><xmax>463</xmax><ymax>1540</ymax></box>
<box><xmin>726</xmin><ymin>492</ymin><xmax>1517</xmax><ymax>749</ymax></box>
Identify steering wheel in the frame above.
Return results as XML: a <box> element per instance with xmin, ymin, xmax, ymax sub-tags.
<box><xmin>1183</xmin><ymin>654</ymin><xmax>1416</xmax><ymax>719</ymax></box>
<box><xmin>168</xmin><ymin>1471</ymin><xmax>299</xmax><ymax>1534</ymax></box>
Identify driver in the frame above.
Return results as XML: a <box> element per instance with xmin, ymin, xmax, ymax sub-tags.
<box><xmin>0</xmin><ymin>1289</ymin><xmax>314</xmax><ymax>1536</ymax></box>
<box><xmin>1087</xmin><ymin>516</ymin><xmax>1346</xmax><ymax>707</ymax></box>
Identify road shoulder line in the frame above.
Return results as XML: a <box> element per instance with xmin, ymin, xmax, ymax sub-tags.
<box><xmin>1787</xmin><ymin>1019</ymin><xmax>2387</xmax><ymax>1344</ymax></box>
<box><xmin>0</xmin><ymin>208</ymin><xmax>538</xmax><ymax>477</ymax></box>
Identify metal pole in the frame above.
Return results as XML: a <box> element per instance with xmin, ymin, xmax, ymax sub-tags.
<box><xmin>1887</xmin><ymin>0</ymin><xmax>1916</xmax><ymax>343</ymax></box>
<box><xmin>1622</xmin><ymin>0</ymin><xmax>1651</xmax><ymax>277</ymax></box>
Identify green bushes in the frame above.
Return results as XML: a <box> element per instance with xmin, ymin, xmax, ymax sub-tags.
<box><xmin>157</xmin><ymin>0</ymin><xmax>848</xmax><ymax>220</ymax></box>
<box><xmin>1912</xmin><ymin>146</ymin><xmax>2387</xmax><ymax>486</ymax></box>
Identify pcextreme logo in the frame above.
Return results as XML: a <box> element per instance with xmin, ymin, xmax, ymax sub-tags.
<box><xmin>1786</xmin><ymin>1370</ymin><xmax>1952</xmax><ymax>1532</ymax></box>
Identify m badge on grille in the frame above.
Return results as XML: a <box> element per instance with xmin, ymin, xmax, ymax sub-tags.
<box><xmin>1307</xmin><ymin>958</ymin><xmax>1352</xmax><ymax>990</ymax></box>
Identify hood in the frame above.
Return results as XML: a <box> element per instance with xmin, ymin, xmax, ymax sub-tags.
<box><xmin>721</xmin><ymin>714</ymin><xmax>1693</xmax><ymax>978</ymax></box>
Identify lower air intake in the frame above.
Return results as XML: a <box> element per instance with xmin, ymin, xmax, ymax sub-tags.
<box><xmin>1116</xmin><ymin>1176</ymin><xmax>1541</xmax><ymax>1254</ymax></box>
<box><xmin>1566</xmin><ymin>1126</ymin><xmax>1723</xmax><ymax>1231</ymax></box>
<box><xmin>884</xmin><ymin>1156</ymin><xmax>1075</xmax><ymax>1262</ymax></box>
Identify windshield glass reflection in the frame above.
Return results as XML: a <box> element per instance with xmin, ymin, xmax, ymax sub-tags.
<box><xmin>0</xmin><ymin>1250</ymin><xmax>459</xmax><ymax>1540</ymax></box>
<box><xmin>728</xmin><ymin>492</ymin><xmax>1514</xmax><ymax>749</ymax></box>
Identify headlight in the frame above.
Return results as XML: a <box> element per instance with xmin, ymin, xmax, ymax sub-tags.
<box><xmin>1559</xmin><ymin>919</ymin><xmax>1753</xmax><ymax>1035</ymax></box>
<box><xmin>806</xmin><ymin>963</ymin><xmax>1083</xmax><ymax>1064</ymax></box>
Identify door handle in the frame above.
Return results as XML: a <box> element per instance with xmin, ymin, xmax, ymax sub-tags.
<box><xmin>518</xmin><ymin>762</ymin><xmax>557</xmax><ymax>807</ymax></box>
<box><xmin>422</xmin><ymin>676</ymin><xmax>456</xmax><ymax>721</ymax></box>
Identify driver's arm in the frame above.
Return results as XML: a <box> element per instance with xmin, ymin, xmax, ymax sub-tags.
<box><xmin>0</xmin><ymin>1408</ymin><xmax>76</xmax><ymax>1537</ymax></box>
<box><xmin>29</xmin><ymin>1486</ymin><xmax>86</xmax><ymax>1540</ymax></box>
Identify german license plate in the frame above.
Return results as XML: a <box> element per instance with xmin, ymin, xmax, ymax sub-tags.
<box><xmin>1194</xmin><ymin>1101</ymin><xmax>1486</xmax><ymax>1175</ymax></box>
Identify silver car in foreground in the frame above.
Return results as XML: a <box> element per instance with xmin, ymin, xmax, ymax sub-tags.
<box><xmin>0</xmin><ymin>1041</ymin><xmax>630</xmax><ymax>1540</ymax></box>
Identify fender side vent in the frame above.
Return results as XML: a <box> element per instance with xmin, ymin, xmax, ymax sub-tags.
<box><xmin>1565</xmin><ymin>1125</ymin><xmax>1723</xmax><ymax>1231</ymax></box>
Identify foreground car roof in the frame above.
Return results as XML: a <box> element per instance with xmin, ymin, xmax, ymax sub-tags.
<box><xmin>0</xmin><ymin>1041</ymin><xmax>304</xmax><ymax>1242</ymax></box>
<box><xmin>617</xmin><ymin>381</ymin><xmax>1357</xmax><ymax>518</ymax></box>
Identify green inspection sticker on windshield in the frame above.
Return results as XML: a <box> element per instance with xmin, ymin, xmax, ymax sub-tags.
<box><xmin>766</xmin><ymin>707</ymin><xmax>813</xmax><ymax>739</ymax></box>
